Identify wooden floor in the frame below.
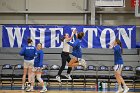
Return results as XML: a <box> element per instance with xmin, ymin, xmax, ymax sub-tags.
<box><xmin>0</xmin><ymin>90</ymin><xmax>138</xmax><ymax>93</ymax></box>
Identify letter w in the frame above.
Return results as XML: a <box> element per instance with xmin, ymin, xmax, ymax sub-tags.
<box><xmin>6</xmin><ymin>27</ymin><xmax>26</xmax><ymax>47</ymax></box>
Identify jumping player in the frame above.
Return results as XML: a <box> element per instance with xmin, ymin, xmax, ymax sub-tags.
<box><xmin>56</xmin><ymin>30</ymin><xmax>76</xmax><ymax>82</ymax></box>
<box><xmin>26</xmin><ymin>43</ymin><xmax>47</xmax><ymax>92</ymax></box>
<box><xmin>19</xmin><ymin>38</ymin><xmax>36</xmax><ymax>90</ymax></box>
<box><xmin>67</xmin><ymin>32</ymin><xmax>86</xmax><ymax>69</ymax></box>
<box><xmin>110</xmin><ymin>39</ymin><xmax>129</xmax><ymax>93</ymax></box>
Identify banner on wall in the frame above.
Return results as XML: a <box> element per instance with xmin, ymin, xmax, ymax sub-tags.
<box><xmin>2</xmin><ymin>25</ymin><xmax>136</xmax><ymax>49</ymax></box>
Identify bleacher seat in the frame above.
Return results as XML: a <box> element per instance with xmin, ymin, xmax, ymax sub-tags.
<box><xmin>42</xmin><ymin>64</ymin><xmax>49</xmax><ymax>82</ymax></box>
<box><xmin>12</xmin><ymin>64</ymin><xmax>23</xmax><ymax>86</ymax></box>
<box><xmin>85</xmin><ymin>65</ymin><xmax>97</xmax><ymax>87</ymax></box>
<box><xmin>1</xmin><ymin>64</ymin><xmax>13</xmax><ymax>89</ymax></box>
<box><xmin>134</xmin><ymin>66</ymin><xmax>140</xmax><ymax>90</ymax></box>
<box><xmin>71</xmin><ymin>66</ymin><xmax>85</xmax><ymax>88</ymax></box>
<box><xmin>97</xmin><ymin>65</ymin><xmax>110</xmax><ymax>90</ymax></box>
<box><xmin>48</xmin><ymin>65</ymin><xmax>60</xmax><ymax>87</ymax></box>
<box><xmin>122</xmin><ymin>66</ymin><xmax>135</xmax><ymax>89</ymax></box>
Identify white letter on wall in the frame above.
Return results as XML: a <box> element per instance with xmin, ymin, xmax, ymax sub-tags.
<box><xmin>49</xmin><ymin>28</ymin><xmax>63</xmax><ymax>48</ymax></box>
<box><xmin>6</xmin><ymin>27</ymin><xmax>26</xmax><ymax>47</ymax></box>
<box><xmin>118</xmin><ymin>28</ymin><xmax>132</xmax><ymax>49</ymax></box>
<box><xmin>30</xmin><ymin>28</ymin><xmax>45</xmax><ymax>48</ymax></box>
<box><xmin>100</xmin><ymin>28</ymin><xmax>115</xmax><ymax>48</ymax></box>
<box><xmin>83</xmin><ymin>28</ymin><xmax>98</xmax><ymax>48</ymax></box>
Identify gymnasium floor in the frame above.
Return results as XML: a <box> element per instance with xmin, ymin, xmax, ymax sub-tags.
<box><xmin>0</xmin><ymin>86</ymin><xmax>140</xmax><ymax>93</ymax></box>
<box><xmin>0</xmin><ymin>82</ymin><xmax>140</xmax><ymax>93</ymax></box>
<box><xmin>0</xmin><ymin>90</ymin><xmax>139</xmax><ymax>93</ymax></box>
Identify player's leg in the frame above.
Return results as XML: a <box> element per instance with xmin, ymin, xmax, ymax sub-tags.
<box><xmin>26</xmin><ymin>60</ymin><xmax>34</xmax><ymax>90</ymax></box>
<box><xmin>26</xmin><ymin>69</ymin><xmax>35</xmax><ymax>92</ymax></box>
<box><xmin>36</xmin><ymin>71</ymin><xmax>47</xmax><ymax>93</ymax></box>
<box><xmin>117</xmin><ymin>65</ymin><xmax>129</xmax><ymax>93</ymax></box>
<box><xmin>28</xmin><ymin>68</ymin><xmax>32</xmax><ymax>83</ymax></box>
<box><xmin>68</xmin><ymin>57</ymin><xmax>79</xmax><ymax>67</ymax></box>
<box><xmin>114</xmin><ymin>64</ymin><xmax>123</xmax><ymax>93</ymax></box>
<box><xmin>56</xmin><ymin>52</ymin><xmax>67</xmax><ymax>82</ymax></box>
<box><xmin>22</xmin><ymin>62</ymin><xmax>28</xmax><ymax>89</ymax></box>
<box><xmin>65</xmin><ymin>55</ymin><xmax>72</xmax><ymax>79</ymax></box>
<box><xmin>58</xmin><ymin>53</ymin><xmax>67</xmax><ymax>75</ymax></box>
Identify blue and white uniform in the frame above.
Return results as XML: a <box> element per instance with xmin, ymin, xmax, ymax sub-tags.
<box><xmin>33</xmin><ymin>50</ymin><xmax>44</xmax><ymax>72</ymax></box>
<box><xmin>113</xmin><ymin>45</ymin><xmax>123</xmax><ymax>71</ymax></box>
<box><xmin>67</xmin><ymin>35</ymin><xmax>82</xmax><ymax>60</ymax></box>
<box><xmin>19</xmin><ymin>45</ymin><xmax>36</xmax><ymax>68</ymax></box>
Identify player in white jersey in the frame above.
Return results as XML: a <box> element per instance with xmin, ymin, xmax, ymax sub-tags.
<box><xmin>56</xmin><ymin>30</ymin><xmax>76</xmax><ymax>82</ymax></box>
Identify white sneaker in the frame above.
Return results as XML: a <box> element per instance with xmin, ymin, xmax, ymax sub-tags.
<box><xmin>25</xmin><ymin>84</ymin><xmax>31</xmax><ymax>90</ymax></box>
<box><xmin>56</xmin><ymin>75</ymin><xmax>61</xmax><ymax>82</ymax></box>
<box><xmin>80</xmin><ymin>59</ymin><xmax>87</xmax><ymax>69</ymax></box>
<box><xmin>116</xmin><ymin>88</ymin><xmax>124</xmax><ymax>93</ymax></box>
<box><xmin>40</xmin><ymin>88</ymin><xmax>47</xmax><ymax>93</ymax></box>
<box><xmin>123</xmin><ymin>86</ymin><xmax>129</xmax><ymax>93</ymax></box>
<box><xmin>65</xmin><ymin>74</ymin><xmax>72</xmax><ymax>80</ymax></box>
<box><xmin>26</xmin><ymin>88</ymin><xmax>34</xmax><ymax>92</ymax></box>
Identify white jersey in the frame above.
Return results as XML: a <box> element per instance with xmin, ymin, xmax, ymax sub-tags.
<box><xmin>63</xmin><ymin>39</ymin><xmax>70</xmax><ymax>52</ymax></box>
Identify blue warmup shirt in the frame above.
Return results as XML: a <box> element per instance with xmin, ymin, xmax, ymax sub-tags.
<box><xmin>34</xmin><ymin>50</ymin><xmax>44</xmax><ymax>67</ymax></box>
<box><xmin>67</xmin><ymin>34</ymin><xmax>82</xmax><ymax>58</ymax></box>
<box><xmin>113</xmin><ymin>45</ymin><xmax>123</xmax><ymax>65</ymax></box>
<box><xmin>19</xmin><ymin>45</ymin><xmax>36</xmax><ymax>60</ymax></box>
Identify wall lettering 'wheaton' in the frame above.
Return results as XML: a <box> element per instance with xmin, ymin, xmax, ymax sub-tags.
<box><xmin>4</xmin><ymin>25</ymin><xmax>135</xmax><ymax>48</ymax></box>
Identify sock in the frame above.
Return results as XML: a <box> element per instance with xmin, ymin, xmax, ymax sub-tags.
<box><xmin>43</xmin><ymin>86</ymin><xmax>46</xmax><ymax>89</ymax></box>
<box><xmin>22</xmin><ymin>84</ymin><xmax>24</xmax><ymax>87</ymax></box>
<box><xmin>123</xmin><ymin>84</ymin><xmax>127</xmax><ymax>89</ymax></box>
<box><xmin>57</xmin><ymin>75</ymin><xmax>60</xmax><ymax>77</ymax></box>
<box><xmin>118</xmin><ymin>85</ymin><xmax>122</xmax><ymax>90</ymax></box>
<box><xmin>30</xmin><ymin>86</ymin><xmax>33</xmax><ymax>89</ymax></box>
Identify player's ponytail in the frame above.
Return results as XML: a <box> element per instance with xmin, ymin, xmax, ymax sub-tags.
<box><xmin>27</xmin><ymin>38</ymin><xmax>33</xmax><ymax>44</ymax></box>
<box><xmin>77</xmin><ymin>32</ymin><xmax>84</xmax><ymax>40</ymax></box>
<box><xmin>60</xmin><ymin>37</ymin><xmax>65</xmax><ymax>42</ymax></box>
<box><xmin>115</xmin><ymin>39</ymin><xmax>123</xmax><ymax>53</ymax></box>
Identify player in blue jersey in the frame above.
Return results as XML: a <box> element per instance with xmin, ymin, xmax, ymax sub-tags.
<box><xmin>26</xmin><ymin>43</ymin><xmax>47</xmax><ymax>92</ymax></box>
<box><xmin>19</xmin><ymin>38</ymin><xmax>36</xmax><ymax>90</ymax></box>
<box><xmin>110</xmin><ymin>39</ymin><xmax>129</xmax><ymax>93</ymax></box>
<box><xmin>67</xmin><ymin>32</ymin><xmax>86</xmax><ymax>69</ymax></box>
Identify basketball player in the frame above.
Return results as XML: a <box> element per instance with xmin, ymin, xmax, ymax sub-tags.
<box><xmin>26</xmin><ymin>43</ymin><xmax>47</xmax><ymax>92</ymax></box>
<box><xmin>110</xmin><ymin>39</ymin><xmax>129</xmax><ymax>93</ymax></box>
<box><xmin>19</xmin><ymin>38</ymin><xmax>36</xmax><ymax>90</ymax></box>
<box><xmin>67</xmin><ymin>32</ymin><xmax>86</xmax><ymax>69</ymax></box>
<box><xmin>56</xmin><ymin>30</ymin><xmax>76</xmax><ymax>82</ymax></box>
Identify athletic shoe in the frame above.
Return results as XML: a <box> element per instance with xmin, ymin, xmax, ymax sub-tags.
<box><xmin>116</xmin><ymin>88</ymin><xmax>123</xmax><ymax>93</ymax></box>
<box><xmin>56</xmin><ymin>75</ymin><xmax>61</xmax><ymax>82</ymax></box>
<box><xmin>65</xmin><ymin>74</ymin><xmax>72</xmax><ymax>80</ymax></box>
<box><xmin>26</xmin><ymin>88</ymin><xmax>34</xmax><ymax>92</ymax></box>
<box><xmin>40</xmin><ymin>88</ymin><xmax>47</xmax><ymax>93</ymax></box>
<box><xmin>81</xmin><ymin>59</ymin><xmax>87</xmax><ymax>69</ymax></box>
<box><xmin>25</xmin><ymin>84</ymin><xmax>31</xmax><ymax>90</ymax></box>
<box><xmin>123</xmin><ymin>86</ymin><xmax>129</xmax><ymax>93</ymax></box>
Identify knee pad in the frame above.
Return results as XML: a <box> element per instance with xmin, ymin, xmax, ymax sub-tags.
<box><xmin>36</xmin><ymin>74</ymin><xmax>43</xmax><ymax>83</ymax></box>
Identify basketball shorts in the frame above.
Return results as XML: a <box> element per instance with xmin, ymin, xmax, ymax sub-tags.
<box><xmin>114</xmin><ymin>64</ymin><xmax>123</xmax><ymax>72</ymax></box>
<box><xmin>32</xmin><ymin>67</ymin><xmax>43</xmax><ymax>72</ymax></box>
<box><xmin>24</xmin><ymin>59</ymin><xmax>34</xmax><ymax>68</ymax></box>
